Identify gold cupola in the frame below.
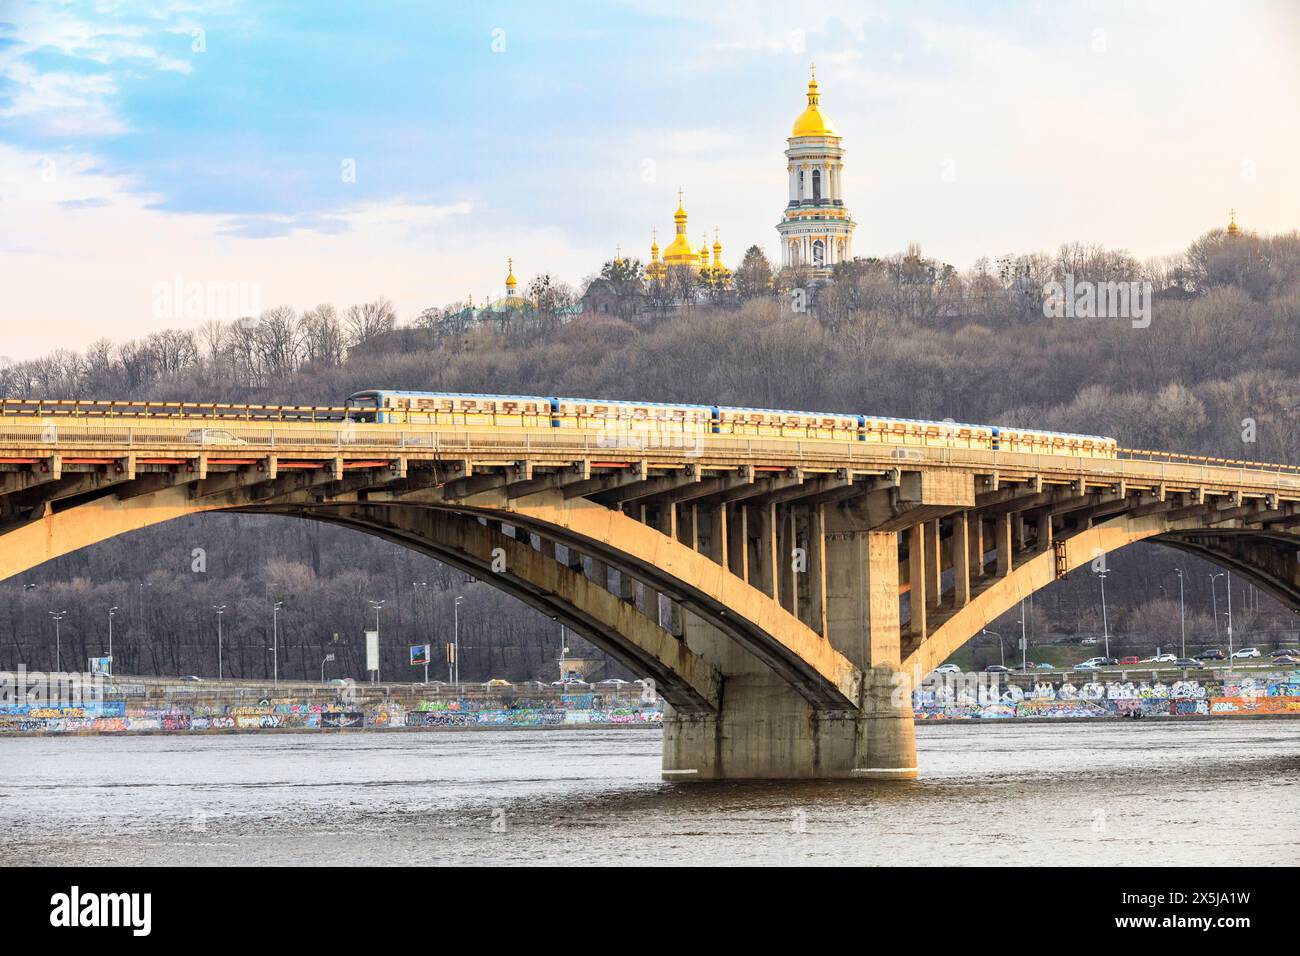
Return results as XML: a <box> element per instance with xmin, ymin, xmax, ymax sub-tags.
<box><xmin>1226</xmin><ymin>209</ymin><xmax>1241</xmax><ymax>238</ymax></box>
<box><xmin>505</xmin><ymin>258</ymin><xmax>518</xmax><ymax>295</ymax></box>
<box><xmin>791</xmin><ymin>63</ymin><xmax>836</xmax><ymax>137</ymax></box>
<box><xmin>662</xmin><ymin>189</ymin><xmax>700</xmax><ymax>266</ymax></box>
<box><xmin>646</xmin><ymin>228</ymin><xmax>666</xmax><ymax>281</ymax></box>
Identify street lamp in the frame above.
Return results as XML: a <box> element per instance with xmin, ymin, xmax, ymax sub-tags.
<box><xmin>1226</xmin><ymin>570</ymin><xmax>1234</xmax><ymax>672</ymax></box>
<box><xmin>1096</xmin><ymin>569</ymin><xmax>1110</xmax><ymax>658</ymax></box>
<box><xmin>1018</xmin><ymin>599</ymin><xmax>1028</xmax><ymax>671</ymax></box>
<box><xmin>321</xmin><ymin>652</ymin><xmax>335</xmax><ymax>682</ymax></box>
<box><xmin>49</xmin><ymin>610</ymin><xmax>67</xmax><ymax>672</ymax></box>
<box><xmin>453</xmin><ymin>595</ymin><xmax>463</xmax><ymax>685</ymax></box>
<box><xmin>1209</xmin><ymin>572</ymin><xmax>1225</xmax><ymax>643</ymax></box>
<box><xmin>213</xmin><ymin>605</ymin><xmax>227</xmax><ymax>680</ymax></box>
<box><xmin>107</xmin><ymin>606</ymin><xmax>118</xmax><ymax>673</ymax></box>
<box><xmin>982</xmin><ymin>628</ymin><xmax>1003</xmax><ymax>668</ymax></box>
<box><xmin>1173</xmin><ymin>568</ymin><xmax>1186</xmax><ymax>658</ymax></box>
<box><xmin>272</xmin><ymin>601</ymin><xmax>283</xmax><ymax>686</ymax></box>
<box><xmin>368</xmin><ymin>599</ymin><xmax>385</xmax><ymax>682</ymax></box>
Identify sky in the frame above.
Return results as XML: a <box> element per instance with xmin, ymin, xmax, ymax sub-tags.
<box><xmin>1</xmin><ymin>0</ymin><xmax>1298</xmax><ymax>359</ymax></box>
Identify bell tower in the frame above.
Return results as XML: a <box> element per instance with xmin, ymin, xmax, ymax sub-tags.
<box><xmin>776</xmin><ymin>65</ymin><xmax>855</xmax><ymax>276</ymax></box>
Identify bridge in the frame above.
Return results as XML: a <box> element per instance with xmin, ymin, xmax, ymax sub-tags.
<box><xmin>4</xmin><ymin>408</ymin><xmax>1300</xmax><ymax>780</ymax></box>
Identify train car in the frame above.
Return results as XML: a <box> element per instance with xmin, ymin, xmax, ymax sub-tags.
<box><xmin>343</xmin><ymin>389</ymin><xmax>1119</xmax><ymax>460</ymax></box>
<box><xmin>344</xmin><ymin>390</ymin><xmax>551</xmax><ymax>427</ymax></box>
<box><xmin>995</xmin><ymin>427</ymin><xmax>1117</xmax><ymax>459</ymax></box>
<box><xmin>552</xmin><ymin>397</ymin><xmax>714</xmax><ymax>435</ymax></box>
<box><xmin>863</xmin><ymin>416</ymin><xmax>997</xmax><ymax>450</ymax></box>
<box><xmin>715</xmin><ymin>405</ymin><xmax>860</xmax><ymax>441</ymax></box>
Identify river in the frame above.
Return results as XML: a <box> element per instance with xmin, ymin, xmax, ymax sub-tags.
<box><xmin>3</xmin><ymin>720</ymin><xmax>1298</xmax><ymax>866</ymax></box>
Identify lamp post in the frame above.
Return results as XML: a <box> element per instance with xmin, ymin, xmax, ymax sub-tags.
<box><xmin>1209</xmin><ymin>572</ymin><xmax>1225</xmax><ymax>644</ymax></box>
<box><xmin>1174</xmin><ymin>568</ymin><xmax>1185</xmax><ymax>658</ymax></box>
<box><xmin>49</xmin><ymin>610</ymin><xmax>67</xmax><ymax>672</ymax></box>
<box><xmin>453</xmin><ymin>595</ymin><xmax>463</xmax><ymax>685</ymax></box>
<box><xmin>1096</xmin><ymin>570</ymin><xmax>1110</xmax><ymax>658</ymax></box>
<box><xmin>1019</xmin><ymin>599</ymin><xmax>1028</xmax><ymax>672</ymax></box>
<box><xmin>213</xmin><ymin>605</ymin><xmax>227</xmax><ymax>680</ymax></box>
<box><xmin>107</xmin><ymin>606</ymin><xmax>118</xmax><ymax>674</ymax></box>
<box><xmin>368</xmin><ymin>599</ymin><xmax>384</xmax><ymax>683</ymax></box>
<box><xmin>272</xmin><ymin>600</ymin><xmax>283</xmax><ymax>686</ymax></box>
<box><xmin>321</xmin><ymin>652</ymin><xmax>335</xmax><ymax>682</ymax></box>
<box><xmin>1226</xmin><ymin>571</ymin><xmax>1234</xmax><ymax>673</ymax></box>
<box><xmin>982</xmin><ymin>628</ymin><xmax>1003</xmax><ymax>668</ymax></box>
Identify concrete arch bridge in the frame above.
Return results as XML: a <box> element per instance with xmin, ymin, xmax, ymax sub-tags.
<box><xmin>3</xmin><ymin>414</ymin><xmax>1300</xmax><ymax>780</ymax></box>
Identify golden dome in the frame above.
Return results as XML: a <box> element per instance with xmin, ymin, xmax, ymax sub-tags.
<box><xmin>505</xmin><ymin>258</ymin><xmax>517</xmax><ymax>293</ymax></box>
<box><xmin>1227</xmin><ymin>209</ymin><xmax>1241</xmax><ymax>237</ymax></box>
<box><xmin>791</xmin><ymin>64</ymin><xmax>836</xmax><ymax>137</ymax></box>
<box><xmin>663</xmin><ymin>190</ymin><xmax>699</xmax><ymax>265</ymax></box>
<box><xmin>712</xmin><ymin>226</ymin><xmax>722</xmax><ymax>260</ymax></box>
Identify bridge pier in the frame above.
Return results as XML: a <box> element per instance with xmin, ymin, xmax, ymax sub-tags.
<box><xmin>661</xmin><ymin>521</ymin><xmax>918</xmax><ymax>782</ymax></box>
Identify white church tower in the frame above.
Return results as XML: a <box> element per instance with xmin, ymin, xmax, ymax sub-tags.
<box><xmin>777</xmin><ymin>65</ymin><xmax>855</xmax><ymax>276</ymax></box>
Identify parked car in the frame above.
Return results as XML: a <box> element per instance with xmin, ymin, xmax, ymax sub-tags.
<box><xmin>1173</xmin><ymin>658</ymin><xmax>1201</xmax><ymax>668</ymax></box>
<box><xmin>984</xmin><ymin>664</ymin><xmax>1011</xmax><ymax>673</ymax></box>
<box><xmin>1080</xmin><ymin>637</ymin><xmax>1100</xmax><ymax>646</ymax></box>
<box><xmin>1231</xmin><ymin>647</ymin><xmax>1260</xmax><ymax>659</ymax></box>
<box><xmin>1077</xmin><ymin>657</ymin><xmax>1110</xmax><ymax>669</ymax></box>
<box><xmin>1036</xmin><ymin>663</ymin><xmax>1054</xmax><ymax>670</ymax></box>
<box><xmin>599</xmin><ymin>678</ymin><xmax>630</xmax><ymax>685</ymax></box>
<box><xmin>1075</xmin><ymin>662</ymin><xmax>1100</xmax><ymax>671</ymax></box>
<box><xmin>1271</xmin><ymin>654</ymin><xmax>1300</xmax><ymax>665</ymax></box>
<box><xmin>1120</xmin><ymin>656</ymin><xmax>1139</xmax><ymax>665</ymax></box>
<box><xmin>1098</xmin><ymin>657</ymin><xmax>1119</xmax><ymax>666</ymax></box>
<box><xmin>1196</xmin><ymin>649</ymin><xmax>1226</xmax><ymax>661</ymax></box>
<box><xmin>178</xmin><ymin>675</ymin><xmax>203</xmax><ymax>682</ymax></box>
<box><xmin>932</xmin><ymin>664</ymin><xmax>962</xmax><ymax>674</ymax></box>
<box><xmin>1142</xmin><ymin>654</ymin><xmax>1177</xmax><ymax>664</ymax></box>
<box><xmin>483</xmin><ymin>678</ymin><xmax>511</xmax><ymax>687</ymax></box>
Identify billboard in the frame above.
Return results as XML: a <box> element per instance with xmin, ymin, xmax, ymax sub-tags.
<box><xmin>365</xmin><ymin>630</ymin><xmax>379</xmax><ymax>673</ymax></box>
<box><xmin>88</xmin><ymin>656</ymin><xmax>112</xmax><ymax>677</ymax></box>
<box><xmin>410</xmin><ymin>644</ymin><xmax>431</xmax><ymax>666</ymax></box>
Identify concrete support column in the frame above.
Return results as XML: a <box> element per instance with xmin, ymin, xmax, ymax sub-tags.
<box><xmin>925</xmin><ymin>520</ymin><xmax>942</xmax><ymax>609</ymax></box>
<box><xmin>688</xmin><ymin>503</ymin><xmax>700</xmax><ymax>552</ymax></box>
<box><xmin>969</xmin><ymin>515</ymin><xmax>985</xmax><ymax>579</ymax></box>
<box><xmin>713</xmin><ymin>504</ymin><xmax>728</xmax><ymax>568</ymax></box>
<box><xmin>807</xmin><ymin>504</ymin><xmax>827</xmax><ymax>637</ymax></box>
<box><xmin>1035</xmin><ymin>507</ymin><xmax>1052</xmax><ymax>550</ymax></box>
<box><xmin>950</xmin><ymin>511</ymin><xmax>970</xmax><ymax>608</ymax></box>
<box><xmin>907</xmin><ymin>523</ymin><xmax>927</xmax><ymax>639</ymax></box>
<box><xmin>996</xmin><ymin>513</ymin><xmax>1013</xmax><ymax>577</ymax></box>
<box><xmin>728</xmin><ymin>504</ymin><xmax>749</xmax><ymax>582</ymax></box>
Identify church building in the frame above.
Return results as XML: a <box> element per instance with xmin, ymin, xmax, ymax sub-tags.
<box><xmin>776</xmin><ymin>66</ymin><xmax>855</xmax><ymax>276</ymax></box>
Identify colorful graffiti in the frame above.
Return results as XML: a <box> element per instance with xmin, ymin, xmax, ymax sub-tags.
<box><xmin>913</xmin><ymin>670</ymin><xmax>1300</xmax><ymax>721</ymax></box>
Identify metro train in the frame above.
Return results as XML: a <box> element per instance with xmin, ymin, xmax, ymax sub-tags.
<box><xmin>343</xmin><ymin>389</ymin><xmax>1119</xmax><ymax>458</ymax></box>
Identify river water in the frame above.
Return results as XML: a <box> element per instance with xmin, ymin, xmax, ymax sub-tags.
<box><xmin>2</xmin><ymin>720</ymin><xmax>1298</xmax><ymax>866</ymax></box>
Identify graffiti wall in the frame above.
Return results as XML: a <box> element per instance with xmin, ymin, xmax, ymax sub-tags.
<box><xmin>913</xmin><ymin>669</ymin><xmax>1300</xmax><ymax>721</ymax></box>
<box><xmin>0</xmin><ymin>691</ymin><xmax>664</xmax><ymax>736</ymax></box>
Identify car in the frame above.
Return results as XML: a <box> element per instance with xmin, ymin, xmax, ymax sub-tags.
<box><xmin>1098</xmin><ymin>657</ymin><xmax>1119</xmax><ymax>667</ymax></box>
<box><xmin>932</xmin><ymin>664</ymin><xmax>962</xmax><ymax>674</ymax></box>
<box><xmin>984</xmin><ymin>664</ymin><xmax>1011</xmax><ymax>673</ymax></box>
<box><xmin>1077</xmin><ymin>657</ymin><xmax>1109</xmax><ymax>669</ymax></box>
<box><xmin>183</xmin><ymin>427</ymin><xmax>247</xmax><ymax>445</ymax></box>
<box><xmin>1080</xmin><ymin>637</ymin><xmax>1099</xmax><ymax>646</ymax></box>
<box><xmin>1231</xmin><ymin>647</ymin><xmax>1260</xmax><ymax>659</ymax></box>
<box><xmin>1142</xmin><ymin>654</ymin><xmax>1177</xmax><ymax>664</ymax></box>
<box><xmin>1196</xmin><ymin>649</ymin><xmax>1226</xmax><ymax>661</ymax></box>
<box><xmin>483</xmin><ymin>678</ymin><xmax>511</xmax><ymax>687</ymax></box>
<box><xmin>327</xmin><ymin>678</ymin><xmax>351</xmax><ymax>686</ymax></box>
<box><xmin>598</xmin><ymin>678</ymin><xmax>630</xmax><ymax>685</ymax></box>
<box><xmin>178</xmin><ymin>675</ymin><xmax>203</xmax><ymax>682</ymax></box>
<box><xmin>1271</xmin><ymin>654</ymin><xmax>1300</xmax><ymax>664</ymax></box>
<box><xmin>1075</xmin><ymin>662</ymin><xmax>1100</xmax><ymax>671</ymax></box>
<box><xmin>1120</xmin><ymin>656</ymin><xmax>1139</xmax><ymax>665</ymax></box>
<box><xmin>1173</xmin><ymin>658</ymin><xmax>1201</xmax><ymax>668</ymax></box>
<box><xmin>1036</xmin><ymin>663</ymin><xmax>1054</xmax><ymax>670</ymax></box>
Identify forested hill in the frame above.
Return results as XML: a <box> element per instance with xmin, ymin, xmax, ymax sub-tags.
<box><xmin>3</xmin><ymin>226</ymin><xmax>1299</xmax><ymax>680</ymax></box>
